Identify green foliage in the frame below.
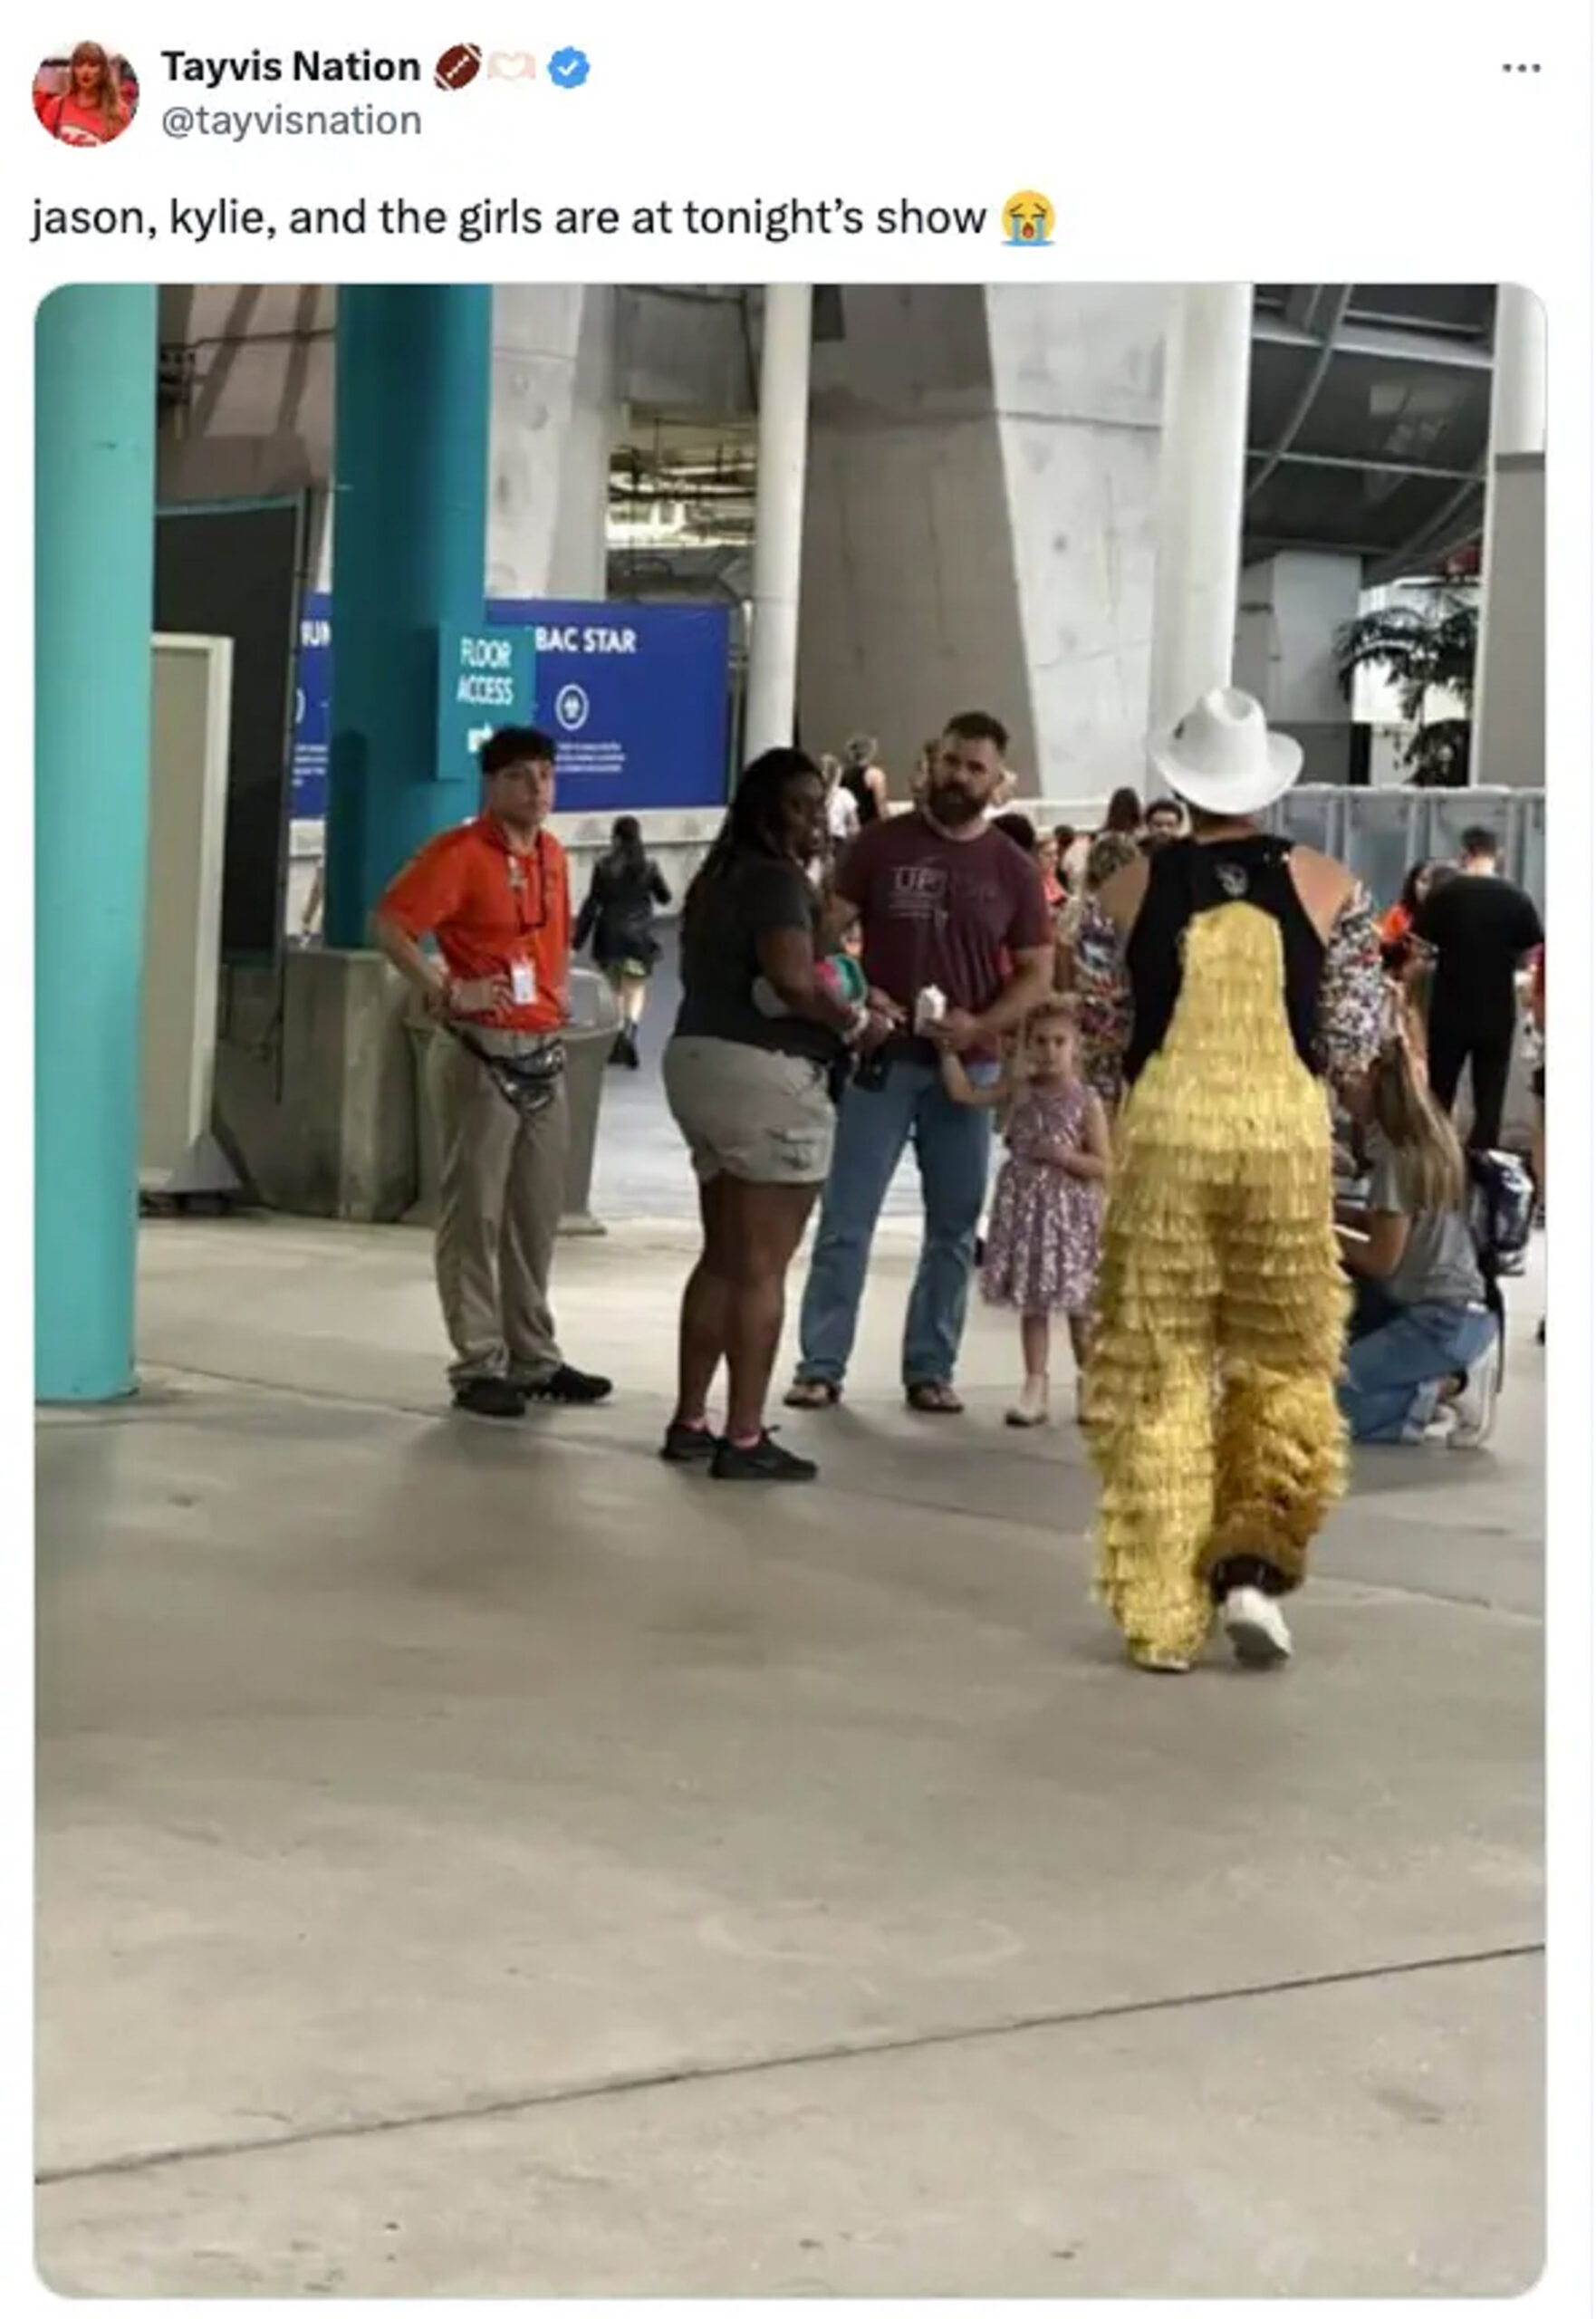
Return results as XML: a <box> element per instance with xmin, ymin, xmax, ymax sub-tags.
<box><xmin>1333</xmin><ymin>592</ymin><xmax>1479</xmax><ymax>718</ymax></box>
<box><xmin>1334</xmin><ymin>589</ymin><xmax>1479</xmax><ymax>787</ymax></box>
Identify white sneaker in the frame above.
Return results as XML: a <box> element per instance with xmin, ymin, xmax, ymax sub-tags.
<box><xmin>1005</xmin><ymin>1377</ymin><xmax>1049</xmax><ymax>1429</ymax></box>
<box><xmin>1447</xmin><ymin>1338</ymin><xmax>1500</xmax><ymax>1450</ymax></box>
<box><xmin>1222</xmin><ymin>1585</ymin><xmax>1293</xmax><ymax>1668</ymax></box>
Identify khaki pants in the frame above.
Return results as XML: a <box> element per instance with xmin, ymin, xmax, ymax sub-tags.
<box><xmin>431</xmin><ymin>1037</ymin><xmax>568</xmax><ymax>1386</ymax></box>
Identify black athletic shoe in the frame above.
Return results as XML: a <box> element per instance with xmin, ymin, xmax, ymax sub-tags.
<box><xmin>523</xmin><ymin>1363</ymin><xmax>613</xmax><ymax>1405</ymax></box>
<box><xmin>660</xmin><ymin>1419</ymin><xmax>716</xmax><ymax>1464</ymax></box>
<box><xmin>452</xmin><ymin>1376</ymin><xmax>527</xmax><ymax>1419</ymax></box>
<box><xmin>710</xmin><ymin>1429</ymin><xmax>817</xmax><ymax>1483</ymax></box>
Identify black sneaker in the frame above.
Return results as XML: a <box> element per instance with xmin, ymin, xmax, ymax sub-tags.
<box><xmin>522</xmin><ymin>1363</ymin><xmax>613</xmax><ymax>1405</ymax></box>
<box><xmin>710</xmin><ymin>1429</ymin><xmax>817</xmax><ymax>1483</ymax></box>
<box><xmin>660</xmin><ymin>1419</ymin><xmax>716</xmax><ymax>1464</ymax></box>
<box><xmin>452</xmin><ymin>1376</ymin><xmax>527</xmax><ymax>1419</ymax></box>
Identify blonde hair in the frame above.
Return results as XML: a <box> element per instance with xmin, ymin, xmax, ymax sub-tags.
<box><xmin>69</xmin><ymin>42</ymin><xmax>124</xmax><ymax>131</ymax></box>
<box><xmin>1369</xmin><ymin>1033</ymin><xmax>1466</xmax><ymax>1212</ymax></box>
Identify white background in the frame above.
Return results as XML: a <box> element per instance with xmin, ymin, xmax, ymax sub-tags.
<box><xmin>8</xmin><ymin>5</ymin><xmax>1591</xmax><ymax>2312</ymax></box>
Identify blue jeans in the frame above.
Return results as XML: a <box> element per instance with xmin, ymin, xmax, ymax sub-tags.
<box><xmin>796</xmin><ymin>1055</ymin><xmax>994</xmax><ymax>1389</ymax></box>
<box><xmin>1339</xmin><ymin>1301</ymin><xmax>1498</xmax><ymax>1443</ymax></box>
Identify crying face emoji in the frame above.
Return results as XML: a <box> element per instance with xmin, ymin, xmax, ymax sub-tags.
<box><xmin>1002</xmin><ymin>190</ymin><xmax>1055</xmax><ymax>248</ymax></box>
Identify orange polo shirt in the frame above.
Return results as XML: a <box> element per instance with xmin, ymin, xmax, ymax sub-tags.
<box><xmin>378</xmin><ymin>814</ymin><xmax>571</xmax><ymax>1034</ymax></box>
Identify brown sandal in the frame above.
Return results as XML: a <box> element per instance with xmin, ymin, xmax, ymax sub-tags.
<box><xmin>905</xmin><ymin>1381</ymin><xmax>965</xmax><ymax>1415</ymax></box>
<box><xmin>784</xmin><ymin>1377</ymin><xmax>841</xmax><ymax>1410</ymax></box>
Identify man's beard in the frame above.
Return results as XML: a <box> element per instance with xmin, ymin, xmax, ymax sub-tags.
<box><xmin>924</xmin><ymin>781</ymin><xmax>984</xmax><ymax>828</ymax></box>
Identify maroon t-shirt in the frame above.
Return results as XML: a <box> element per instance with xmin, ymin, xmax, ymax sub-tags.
<box><xmin>836</xmin><ymin>813</ymin><xmax>1053</xmax><ymax>1047</ymax></box>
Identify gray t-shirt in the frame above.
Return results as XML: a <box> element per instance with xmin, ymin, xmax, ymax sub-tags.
<box><xmin>675</xmin><ymin>854</ymin><xmax>839</xmax><ymax>1065</ymax></box>
<box><xmin>1365</xmin><ymin>1131</ymin><xmax>1484</xmax><ymax>1307</ymax></box>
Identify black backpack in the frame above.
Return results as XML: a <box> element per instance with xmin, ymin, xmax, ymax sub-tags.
<box><xmin>1466</xmin><ymin>1148</ymin><xmax>1535</xmax><ymax>1374</ymax></box>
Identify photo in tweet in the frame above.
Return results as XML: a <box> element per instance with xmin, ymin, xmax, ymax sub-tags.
<box><xmin>28</xmin><ymin>263</ymin><xmax>1560</xmax><ymax>2301</ymax></box>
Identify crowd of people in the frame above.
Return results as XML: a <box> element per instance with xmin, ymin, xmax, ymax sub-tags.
<box><xmin>369</xmin><ymin>699</ymin><xmax>1543</xmax><ymax>1674</ymax></box>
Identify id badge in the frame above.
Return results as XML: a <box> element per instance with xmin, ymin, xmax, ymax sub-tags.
<box><xmin>509</xmin><ymin>957</ymin><xmax>537</xmax><ymax>1007</ymax></box>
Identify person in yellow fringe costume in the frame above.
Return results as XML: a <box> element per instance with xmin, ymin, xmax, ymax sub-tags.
<box><xmin>1073</xmin><ymin>690</ymin><xmax>1385</xmax><ymax>1673</ymax></box>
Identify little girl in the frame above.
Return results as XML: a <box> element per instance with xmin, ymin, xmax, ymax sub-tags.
<box><xmin>943</xmin><ymin>999</ymin><xmax>1111</xmax><ymax>1426</ymax></box>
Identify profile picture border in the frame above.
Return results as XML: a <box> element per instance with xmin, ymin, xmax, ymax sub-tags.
<box><xmin>34</xmin><ymin>42</ymin><xmax>139</xmax><ymax>147</ymax></box>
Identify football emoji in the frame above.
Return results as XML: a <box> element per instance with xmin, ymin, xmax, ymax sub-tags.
<box><xmin>435</xmin><ymin>43</ymin><xmax>483</xmax><ymax>90</ymax></box>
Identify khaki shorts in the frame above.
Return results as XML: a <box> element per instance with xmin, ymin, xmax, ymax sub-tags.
<box><xmin>663</xmin><ymin>1035</ymin><xmax>836</xmax><ymax>1186</ymax></box>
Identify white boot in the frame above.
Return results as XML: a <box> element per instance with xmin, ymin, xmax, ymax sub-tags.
<box><xmin>1005</xmin><ymin>1375</ymin><xmax>1049</xmax><ymax>1429</ymax></box>
<box><xmin>1221</xmin><ymin>1585</ymin><xmax>1293</xmax><ymax>1668</ymax></box>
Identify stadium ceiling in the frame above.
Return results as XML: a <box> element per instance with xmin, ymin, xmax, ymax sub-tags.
<box><xmin>1245</xmin><ymin>285</ymin><xmax>1495</xmax><ymax>582</ymax></box>
<box><xmin>609</xmin><ymin>284</ymin><xmax>1499</xmax><ymax>589</ymax></box>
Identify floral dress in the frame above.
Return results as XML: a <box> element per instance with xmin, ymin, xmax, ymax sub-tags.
<box><xmin>980</xmin><ymin>1082</ymin><xmax>1102</xmax><ymax>1316</ymax></box>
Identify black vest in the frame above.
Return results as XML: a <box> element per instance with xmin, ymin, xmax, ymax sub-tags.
<box><xmin>1122</xmin><ymin>835</ymin><xmax>1327</xmax><ymax>1087</ymax></box>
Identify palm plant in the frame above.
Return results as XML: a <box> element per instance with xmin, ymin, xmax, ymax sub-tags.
<box><xmin>1333</xmin><ymin>589</ymin><xmax>1480</xmax><ymax>787</ymax></box>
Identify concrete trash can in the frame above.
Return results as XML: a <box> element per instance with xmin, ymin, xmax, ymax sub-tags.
<box><xmin>560</xmin><ymin>968</ymin><xmax>620</xmax><ymax>1234</ymax></box>
<box><xmin>406</xmin><ymin>967</ymin><xmax>620</xmax><ymax>1234</ymax></box>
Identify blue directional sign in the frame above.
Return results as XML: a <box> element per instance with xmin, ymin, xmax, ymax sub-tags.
<box><xmin>436</xmin><ymin>622</ymin><xmax>537</xmax><ymax>783</ymax></box>
<box><xmin>293</xmin><ymin>593</ymin><xmax>730</xmax><ymax>818</ymax></box>
<box><xmin>490</xmin><ymin>598</ymin><xmax>732</xmax><ymax>813</ymax></box>
<box><xmin>291</xmin><ymin>596</ymin><xmax>332</xmax><ymax>819</ymax></box>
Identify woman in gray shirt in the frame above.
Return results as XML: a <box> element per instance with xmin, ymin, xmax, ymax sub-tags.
<box><xmin>1338</xmin><ymin>1031</ymin><xmax>1498</xmax><ymax>1447</ymax></box>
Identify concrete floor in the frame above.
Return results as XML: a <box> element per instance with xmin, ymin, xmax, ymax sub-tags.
<box><xmin>35</xmin><ymin>1148</ymin><xmax>1545</xmax><ymax>2294</ymax></box>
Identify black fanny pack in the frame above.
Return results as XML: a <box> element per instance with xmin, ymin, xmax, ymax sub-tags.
<box><xmin>449</xmin><ymin>1026</ymin><xmax>566</xmax><ymax>1116</ymax></box>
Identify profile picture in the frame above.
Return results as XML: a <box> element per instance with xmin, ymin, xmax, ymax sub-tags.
<box><xmin>34</xmin><ymin>42</ymin><xmax>138</xmax><ymax>145</ymax></box>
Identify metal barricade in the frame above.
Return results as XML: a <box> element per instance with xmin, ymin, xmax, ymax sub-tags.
<box><xmin>1269</xmin><ymin>788</ymin><xmax>1345</xmax><ymax>860</ymax></box>
<box><xmin>1264</xmin><ymin>787</ymin><xmax>1546</xmax><ymax>913</ymax></box>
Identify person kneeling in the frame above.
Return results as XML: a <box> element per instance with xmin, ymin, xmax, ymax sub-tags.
<box><xmin>1337</xmin><ymin>1031</ymin><xmax>1499</xmax><ymax>1448</ymax></box>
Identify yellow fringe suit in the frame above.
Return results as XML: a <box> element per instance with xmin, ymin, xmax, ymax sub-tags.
<box><xmin>1082</xmin><ymin>901</ymin><xmax>1351</xmax><ymax>1669</ymax></box>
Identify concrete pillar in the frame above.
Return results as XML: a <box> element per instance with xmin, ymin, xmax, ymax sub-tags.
<box><xmin>1147</xmin><ymin>284</ymin><xmax>1253</xmax><ymax>743</ymax></box>
<box><xmin>35</xmin><ymin>287</ymin><xmax>158</xmax><ymax>1402</ymax></box>
<box><xmin>986</xmin><ymin>285</ymin><xmax>1166</xmax><ymax>803</ymax></box>
<box><xmin>745</xmin><ymin>284</ymin><xmax>813</xmax><ymax>758</ymax></box>
<box><xmin>324</xmin><ymin>287</ymin><xmax>493</xmax><ymax>947</ymax></box>
<box><xmin>1472</xmin><ymin>286</ymin><xmax>1547</xmax><ymax>788</ymax></box>
<box><xmin>486</xmin><ymin>286</ymin><xmax>616</xmax><ymax>600</ymax></box>
<box><xmin>1486</xmin><ymin>284</ymin><xmax>1547</xmax><ymax>461</ymax></box>
<box><xmin>1234</xmin><ymin>549</ymin><xmax>1363</xmax><ymax>782</ymax></box>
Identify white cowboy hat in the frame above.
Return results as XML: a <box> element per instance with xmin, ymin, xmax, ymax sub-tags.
<box><xmin>1146</xmin><ymin>688</ymin><xmax>1303</xmax><ymax>817</ymax></box>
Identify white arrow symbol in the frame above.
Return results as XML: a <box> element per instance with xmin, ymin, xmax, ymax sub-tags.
<box><xmin>467</xmin><ymin>724</ymin><xmax>495</xmax><ymax>756</ymax></box>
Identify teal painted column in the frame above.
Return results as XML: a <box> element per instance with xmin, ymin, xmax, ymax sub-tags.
<box><xmin>324</xmin><ymin>285</ymin><xmax>493</xmax><ymax>947</ymax></box>
<box><xmin>35</xmin><ymin>285</ymin><xmax>157</xmax><ymax>1404</ymax></box>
